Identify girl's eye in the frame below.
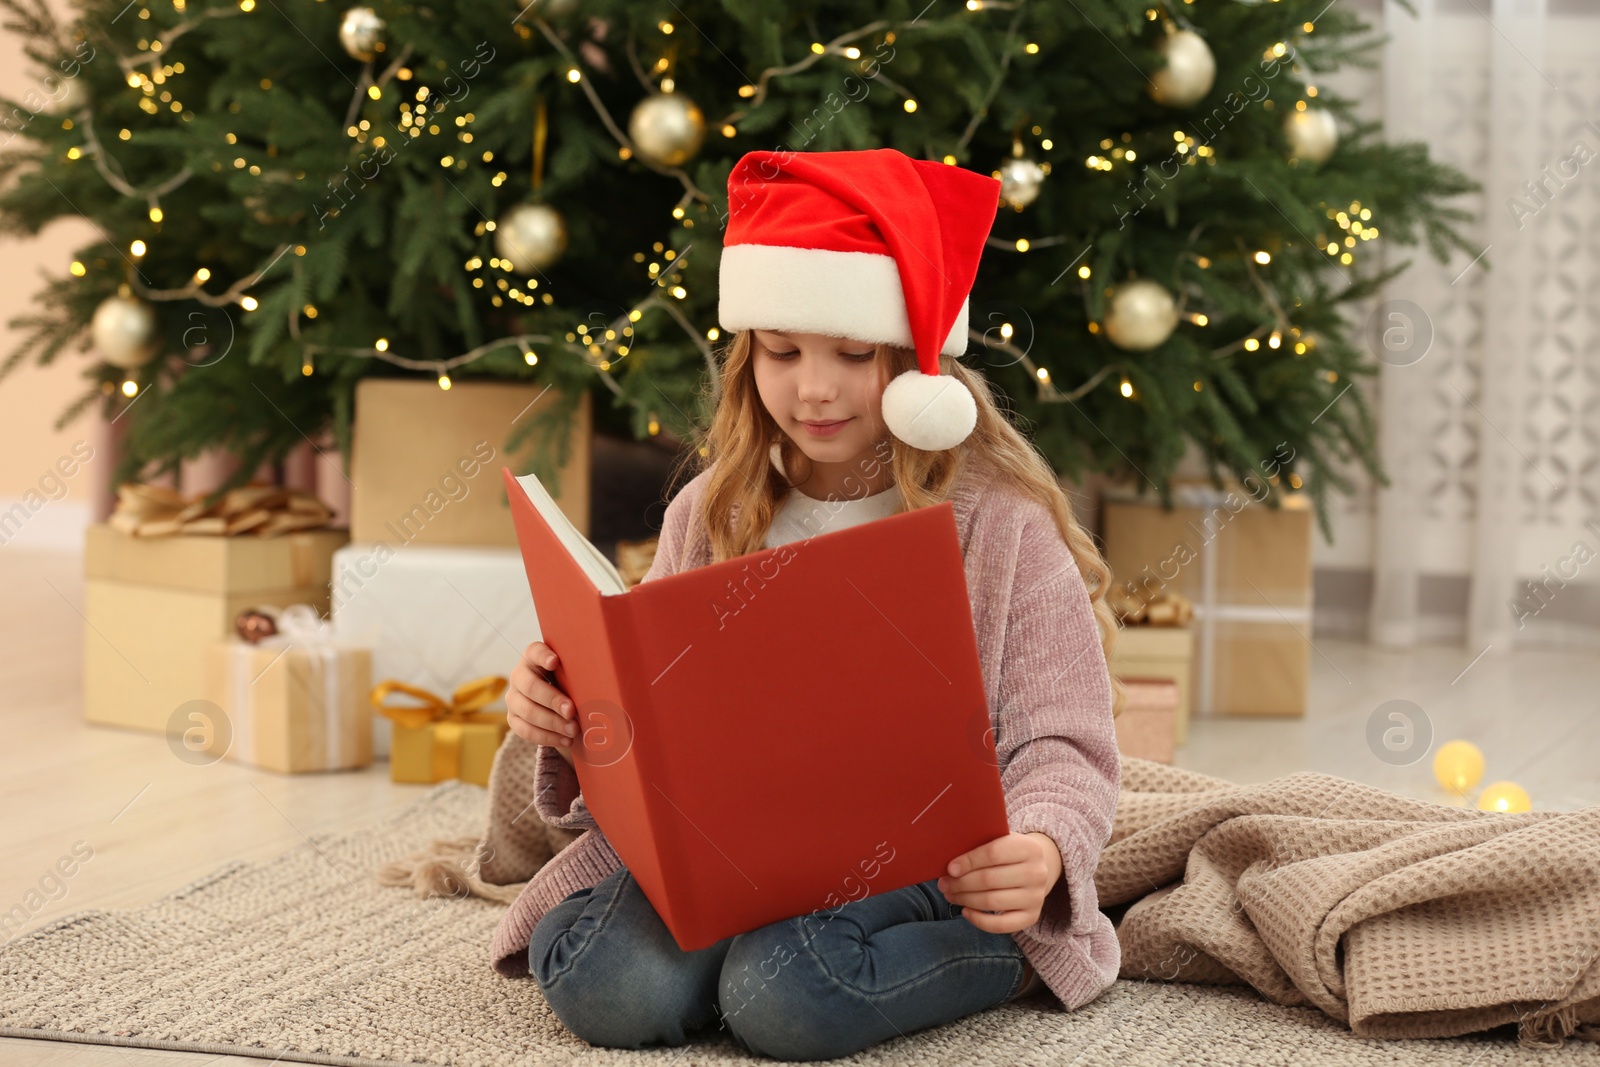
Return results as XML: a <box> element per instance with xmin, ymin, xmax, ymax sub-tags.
<box><xmin>759</xmin><ymin>343</ymin><xmax>871</xmax><ymax>361</ymax></box>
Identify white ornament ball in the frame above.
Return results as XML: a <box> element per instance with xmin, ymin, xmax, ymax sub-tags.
<box><xmin>881</xmin><ymin>370</ymin><xmax>978</xmax><ymax>451</ymax></box>
<box><xmin>1284</xmin><ymin>107</ymin><xmax>1339</xmax><ymax>165</ymax></box>
<box><xmin>1148</xmin><ymin>29</ymin><xmax>1216</xmax><ymax>108</ymax></box>
<box><xmin>526</xmin><ymin>0</ymin><xmax>579</xmax><ymax>14</ymax></box>
<box><xmin>1103</xmin><ymin>279</ymin><xmax>1179</xmax><ymax>352</ymax></box>
<box><xmin>628</xmin><ymin>92</ymin><xmax>706</xmax><ymax>167</ymax></box>
<box><xmin>494</xmin><ymin>203</ymin><xmax>568</xmax><ymax>274</ymax></box>
<box><xmin>339</xmin><ymin>6</ymin><xmax>386</xmax><ymax>62</ymax></box>
<box><xmin>91</xmin><ymin>294</ymin><xmax>160</xmax><ymax>369</ymax></box>
<box><xmin>998</xmin><ymin>157</ymin><xmax>1046</xmax><ymax>210</ymax></box>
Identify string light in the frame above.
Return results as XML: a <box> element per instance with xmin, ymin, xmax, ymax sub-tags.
<box><xmin>83</xmin><ymin>9</ymin><xmax>1247</xmax><ymax>447</ymax></box>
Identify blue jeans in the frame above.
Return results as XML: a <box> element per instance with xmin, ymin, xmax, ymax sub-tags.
<box><xmin>528</xmin><ymin>865</ymin><xmax>1030</xmax><ymax>1061</ymax></box>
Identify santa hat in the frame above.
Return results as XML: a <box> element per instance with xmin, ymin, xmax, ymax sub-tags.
<box><xmin>718</xmin><ymin>148</ymin><xmax>1001</xmax><ymax>451</ymax></box>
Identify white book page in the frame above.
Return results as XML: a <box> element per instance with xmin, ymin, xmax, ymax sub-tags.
<box><xmin>515</xmin><ymin>472</ymin><xmax>628</xmax><ymax>596</ymax></box>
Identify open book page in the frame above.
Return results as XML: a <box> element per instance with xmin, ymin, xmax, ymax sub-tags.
<box><xmin>514</xmin><ymin>472</ymin><xmax>628</xmax><ymax>596</ymax></box>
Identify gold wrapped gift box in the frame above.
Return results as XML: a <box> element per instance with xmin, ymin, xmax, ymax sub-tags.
<box><xmin>372</xmin><ymin>676</ymin><xmax>511</xmax><ymax>786</ymax></box>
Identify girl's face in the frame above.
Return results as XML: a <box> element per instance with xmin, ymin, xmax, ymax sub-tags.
<box><xmin>750</xmin><ymin>329</ymin><xmax>889</xmax><ymax>477</ymax></box>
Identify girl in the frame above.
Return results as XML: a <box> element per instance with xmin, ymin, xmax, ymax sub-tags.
<box><xmin>495</xmin><ymin>148</ymin><xmax>1124</xmax><ymax>1061</ymax></box>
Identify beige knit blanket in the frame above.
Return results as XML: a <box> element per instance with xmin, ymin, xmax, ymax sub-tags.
<box><xmin>1098</xmin><ymin>758</ymin><xmax>1600</xmax><ymax>1048</ymax></box>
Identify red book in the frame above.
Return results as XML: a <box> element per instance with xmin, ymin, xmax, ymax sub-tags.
<box><xmin>503</xmin><ymin>466</ymin><xmax>1009</xmax><ymax>951</ymax></box>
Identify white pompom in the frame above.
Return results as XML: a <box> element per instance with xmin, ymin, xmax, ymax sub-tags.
<box><xmin>881</xmin><ymin>369</ymin><xmax>977</xmax><ymax>451</ymax></box>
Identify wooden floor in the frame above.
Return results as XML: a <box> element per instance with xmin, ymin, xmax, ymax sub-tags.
<box><xmin>2</xmin><ymin>546</ymin><xmax>1596</xmax><ymax>1065</ymax></box>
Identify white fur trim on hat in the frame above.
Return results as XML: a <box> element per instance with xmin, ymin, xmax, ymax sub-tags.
<box><xmin>719</xmin><ymin>243</ymin><xmax>968</xmax><ymax>356</ymax></box>
<box><xmin>881</xmin><ymin>368</ymin><xmax>977</xmax><ymax>451</ymax></box>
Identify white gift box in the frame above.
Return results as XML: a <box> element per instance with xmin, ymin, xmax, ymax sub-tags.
<box><xmin>331</xmin><ymin>543</ymin><xmax>538</xmax><ymax>757</ymax></box>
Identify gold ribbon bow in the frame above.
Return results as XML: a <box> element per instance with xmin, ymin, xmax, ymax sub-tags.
<box><xmin>109</xmin><ymin>481</ymin><xmax>334</xmax><ymax>537</ymax></box>
<box><xmin>370</xmin><ymin>676</ymin><xmax>509</xmax><ymax>783</ymax></box>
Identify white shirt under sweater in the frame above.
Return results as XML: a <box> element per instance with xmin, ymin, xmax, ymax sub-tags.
<box><xmin>761</xmin><ymin>485</ymin><xmax>900</xmax><ymax>548</ymax></box>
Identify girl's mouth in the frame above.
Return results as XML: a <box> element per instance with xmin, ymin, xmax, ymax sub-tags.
<box><xmin>798</xmin><ymin>418</ymin><xmax>853</xmax><ymax>437</ymax></box>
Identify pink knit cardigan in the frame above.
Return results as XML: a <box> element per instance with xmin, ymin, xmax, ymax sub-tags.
<box><xmin>487</xmin><ymin>461</ymin><xmax>1123</xmax><ymax>1010</ymax></box>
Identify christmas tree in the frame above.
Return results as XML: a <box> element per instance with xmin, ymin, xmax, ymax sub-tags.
<box><xmin>0</xmin><ymin>0</ymin><xmax>1477</xmax><ymax>540</ymax></box>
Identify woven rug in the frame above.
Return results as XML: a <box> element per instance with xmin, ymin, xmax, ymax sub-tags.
<box><xmin>2</xmin><ymin>782</ymin><xmax>1596</xmax><ymax>1067</ymax></box>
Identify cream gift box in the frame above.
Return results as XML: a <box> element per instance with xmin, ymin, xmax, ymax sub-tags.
<box><xmin>83</xmin><ymin>523</ymin><xmax>347</xmax><ymax>735</ymax></box>
<box><xmin>1109</xmin><ymin>626</ymin><xmax>1194</xmax><ymax>746</ymax></box>
<box><xmin>1102</xmin><ymin>481</ymin><xmax>1313</xmax><ymax>717</ymax></box>
<box><xmin>349</xmin><ymin>378</ymin><xmax>592</xmax><ymax>548</ymax></box>
<box><xmin>202</xmin><ymin>605</ymin><xmax>373</xmax><ymax>773</ymax></box>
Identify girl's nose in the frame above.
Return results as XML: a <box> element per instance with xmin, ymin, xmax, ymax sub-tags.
<box><xmin>794</xmin><ymin>354</ymin><xmax>838</xmax><ymax>404</ymax></box>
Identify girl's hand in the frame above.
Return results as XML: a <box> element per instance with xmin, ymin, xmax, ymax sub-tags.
<box><xmin>936</xmin><ymin>832</ymin><xmax>1064</xmax><ymax>934</ymax></box>
<box><xmin>508</xmin><ymin>640</ymin><xmax>578</xmax><ymax>764</ymax></box>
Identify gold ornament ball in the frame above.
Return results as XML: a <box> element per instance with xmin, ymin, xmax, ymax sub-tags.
<box><xmin>1432</xmin><ymin>739</ymin><xmax>1485</xmax><ymax>796</ymax></box>
<box><xmin>1103</xmin><ymin>279</ymin><xmax>1179</xmax><ymax>351</ymax></box>
<box><xmin>339</xmin><ymin>6</ymin><xmax>386</xmax><ymax>62</ymax></box>
<box><xmin>628</xmin><ymin>92</ymin><xmax>706</xmax><ymax>168</ymax></box>
<box><xmin>998</xmin><ymin>157</ymin><xmax>1046</xmax><ymax>210</ymax></box>
<box><xmin>1476</xmin><ymin>780</ymin><xmax>1532</xmax><ymax>813</ymax></box>
<box><xmin>1149</xmin><ymin>29</ymin><xmax>1216</xmax><ymax>108</ymax></box>
<box><xmin>91</xmin><ymin>294</ymin><xmax>160</xmax><ymax>369</ymax></box>
<box><xmin>1284</xmin><ymin>108</ymin><xmax>1339</xmax><ymax>165</ymax></box>
<box><xmin>494</xmin><ymin>203</ymin><xmax>568</xmax><ymax>274</ymax></box>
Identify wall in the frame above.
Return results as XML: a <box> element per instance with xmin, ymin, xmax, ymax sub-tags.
<box><xmin>0</xmin><ymin>0</ymin><xmax>102</xmax><ymax>553</ymax></box>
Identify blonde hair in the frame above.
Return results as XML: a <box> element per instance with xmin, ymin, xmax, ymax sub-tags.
<box><xmin>684</xmin><ymin>329</ymin><xmax>1124</xmax><ymax>718</ymax></box>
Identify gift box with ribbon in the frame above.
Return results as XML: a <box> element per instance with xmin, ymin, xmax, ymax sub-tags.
<box><xmin>330</xmin><ymin>543</ymin><xmax>540</xmax><ymax>759</ymax></box>
<box><xmin>1102</xmin><ymin>480</ymin><xmax>1313</xmax><ymax>719</ymax></box>
<box><xmin>84</xmin><ymin>485</ymin><xmax>348</xmax><ymax>736</ymax></box>
<box><xmin>203</xmin><ymin>605</ymin><xmax>373</xmax><ymax>773</ymax></box>
<box><xmin>1108</xmin><ymin>587</ymin><xmax>1195</xmax><ymax>746</ymax></box>
<box><xmin>370</xmin><ymin>675</ymin><xmax>510</xmax><ymax>786</ymax></box>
